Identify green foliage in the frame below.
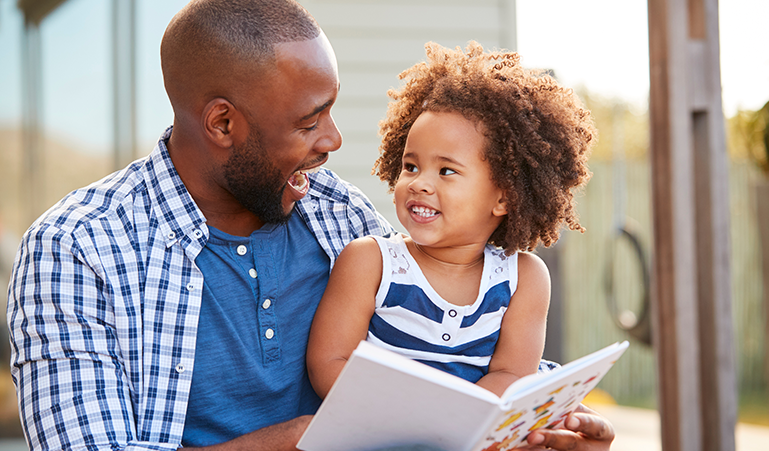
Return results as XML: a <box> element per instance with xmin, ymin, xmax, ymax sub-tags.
<box><xmin>575</xmin><ymin>89</ymin><xmax>649</xmax><ymax>162</ymax></box>
<box><xmin>727</xmin><ymin>101</ymin><xmax>769</xmax><ymax>176</ymax></box>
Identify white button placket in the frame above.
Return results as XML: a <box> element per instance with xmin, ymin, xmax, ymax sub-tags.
<box><xmin>442</xmin><ymin>307</ymin><xmax>463</xmax><ymax>345</ymax></box>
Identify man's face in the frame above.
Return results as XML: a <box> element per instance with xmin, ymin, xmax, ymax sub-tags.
<box><xmin>226</xmin><ymin>33</ymin><xmax>342</xmax><ymax>222</ymax></box>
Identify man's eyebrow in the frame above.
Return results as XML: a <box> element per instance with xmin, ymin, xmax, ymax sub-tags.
<box><xmin>300</xmin><ymin>100</ymin><xmax>333</xmax><ymax>121</ymax></box>
<box><xmin>300</xmin><ymin>84</ymin><xmax>340</xmax><ymax>121</ymax></box>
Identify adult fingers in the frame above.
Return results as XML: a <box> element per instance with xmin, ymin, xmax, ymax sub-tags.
<box><xmin>567</xmin><ymin>405</ymin><xmax>615</xmax><ymax>443</ymax></box>
<box><xmin>524</xmin><ymin>428</ymin><xmax>581</xmax><ymax>450</ymax></box>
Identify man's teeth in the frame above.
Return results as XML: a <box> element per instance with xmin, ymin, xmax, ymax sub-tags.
<box><xmin>291</xmin><ymin>171</ymin><xmax>308</xmax><ymax>190</ymax></box>
<box><xmin>411</xmin><ymin>206</ymin><xmax>437</xmax><ymax>217</ymax></box>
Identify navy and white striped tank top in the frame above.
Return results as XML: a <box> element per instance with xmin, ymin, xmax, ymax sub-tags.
<box><xmin>367</xmin><ymin>233</ymin><xmax>518</xmax><ymax>383</ymax></box>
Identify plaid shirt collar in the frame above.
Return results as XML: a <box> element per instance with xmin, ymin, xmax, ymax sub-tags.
<box><xmin>144</xmin><ymin>126</ymin><xmax>365</xmax><ymax>255</ymax></box>
<box><xmin>143</xmin><ymin>127</ymin><xmax>207</xmax><ymax>248</ymax></box>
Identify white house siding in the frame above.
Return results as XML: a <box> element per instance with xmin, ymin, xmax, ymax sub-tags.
<box><xmin>301</xmin><ymin>0</ymin><xmax>516</xmax><ymax>228</ymax></box>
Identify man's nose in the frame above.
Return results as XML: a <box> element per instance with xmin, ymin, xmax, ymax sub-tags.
<box><xmin>316</xmin><ymin>114</ymin><xmax>343</xmax><ymax>154</ymax></box>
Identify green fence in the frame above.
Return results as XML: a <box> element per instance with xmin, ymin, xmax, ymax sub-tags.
<box><xmin>556</xmin><ymin>159</ymin><xmax>767</xmax><ymax>411</ymax></box>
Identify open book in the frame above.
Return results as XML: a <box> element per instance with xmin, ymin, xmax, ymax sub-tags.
<box><xmin>298</xmin><ymin>340</ymin><xmax>628</xmax><ymax>451</ymax></box>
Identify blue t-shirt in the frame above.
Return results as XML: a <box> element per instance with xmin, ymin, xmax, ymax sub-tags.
<box><xmin>182</xmin><ymin>213</ymin><xmax>330</xmax><ymax>447</ymax></box>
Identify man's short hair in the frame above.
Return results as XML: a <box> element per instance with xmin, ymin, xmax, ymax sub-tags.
<box><xmin>161</xmin><ymin>0</ymin><xmax>322</xmax><ymax>112</ymax></box>
<box><xmin>168</xmin><ymin>0</ymin><xmax>320</xmax><ymax>63</ymax></box>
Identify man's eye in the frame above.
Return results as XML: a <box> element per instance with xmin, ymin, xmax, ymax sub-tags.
<box><xmin>304</xmin><ymin>122</ymin><xmax>319</xmax><ymax>131</ymax></box>
<box><xmin>440</xmin><ymin>167</ymin><xmax>456</xmax><ymax>176</ymax></box>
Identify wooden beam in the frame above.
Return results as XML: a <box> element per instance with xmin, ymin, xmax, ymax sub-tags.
<box><xmin>21</xmin><ymin>20</ymin><xmax>43</xmax><ymax>227</ymax></box>
<box><xmin>17</xmin><ymin>0</ymin><xmax>66</xmax><ymax>25</ymax></box>
<box><xmin>647</xmin><ymin>0</ymin><xmax>737</xmax><ymax>450</ymax></box>
<box><xmin>111</xmin><ymin>0</ymin><xmax>137</xmax><ymax>170</ymax></box>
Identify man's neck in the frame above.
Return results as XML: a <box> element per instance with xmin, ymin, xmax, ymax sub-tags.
<box><xmin>166</xmin><ymin>127</ymin><xmax>266</xmax><ymax>237</ymax></box>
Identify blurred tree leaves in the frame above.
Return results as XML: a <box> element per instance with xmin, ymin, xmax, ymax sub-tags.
<box><xmin>727</xmin><ymin>101</ymin><xmax>769</xmax><ymax>176</ymax></box>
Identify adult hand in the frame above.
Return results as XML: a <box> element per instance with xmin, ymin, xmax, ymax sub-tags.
<box><xmin>520</xmin><ymin>404</ymin><xmax>614</xmax><ymax>451</ymax></box>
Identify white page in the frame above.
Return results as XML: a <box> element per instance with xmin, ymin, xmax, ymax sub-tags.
<box><xmin>299</xmin><ymin>342</ymin><xmax>501</xmax><ymax>451</ymax></box>
<box><xmin>500</xmin><ymin>341</ymin><xmax>629</xmax><ymax>403</ymax></box>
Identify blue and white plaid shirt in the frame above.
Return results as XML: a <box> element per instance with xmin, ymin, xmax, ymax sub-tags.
<box><xmin>7</xmin><ymin>127</ymin><xmax>393</xmax><ymax>450</ymax></box>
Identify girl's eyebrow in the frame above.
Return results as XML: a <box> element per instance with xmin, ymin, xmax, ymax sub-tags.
<box><xmin>402</xmin><ymin>152</ymin><xmax>466</xmax><ymax>168</ymax></box>
<box><xmin>436</xmin><ymin>155</ymin><xmax>466</xmax><ymax>167</ymax></box>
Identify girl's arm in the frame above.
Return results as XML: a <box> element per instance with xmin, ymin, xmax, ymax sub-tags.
<box><xmin>476</xmin><ymin>252</ymin><xmax>551</xmax><ymax>397</ymax></box>
<box><xmin>306</xmin><ymin>236</ymin><xmax>383</xmax><ymax>399</ymax></box>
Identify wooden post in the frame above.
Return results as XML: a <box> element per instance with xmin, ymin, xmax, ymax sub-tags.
<box><xmin>111</xmin><ymin>0</ymin><xmax>137</xmax><ymax>170</ymax></box>
<box><xmin>647</xmin><ymin>1</ymin><xmax>737</xmax><ymax>450</ymax></box>
<box><xmin>21</xmin><ymin>17</ymin><xmax>43</xmax><ymax>227</ymax></box>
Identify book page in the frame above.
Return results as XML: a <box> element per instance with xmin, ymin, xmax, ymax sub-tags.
<box><xmin>472</xmin><ymin>341</ymin><xmax>628</xmax><ymax>451</ymax></box>
<box><xmin>299</xmin><ymin>341</ymin><xmax>502</xmax><ymax>451</ymax></box>
<box><xmin>353</xmin><ymin>339</ymin><xmax>500</xmax><ymax>403</ymax></box>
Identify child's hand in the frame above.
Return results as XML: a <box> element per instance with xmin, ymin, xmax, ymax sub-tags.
<box><xmin>519</xmin><ymin>404</ymin><xmax>615</xmax><ymax>451</ymax></box>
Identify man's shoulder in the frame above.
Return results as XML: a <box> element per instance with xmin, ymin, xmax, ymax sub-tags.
<box><xmin>306</xmin><ymin>168</ymin><xmax>376</xmax><ymax>205</ymax></box>
<box><xmin>27</xmin><ymin>160</ymin><xmax>150</xmax><ymax>239</ymax></box>
<box><xmin>299</xmin><ymin>168</ymin><xmax>393</xmax><ymax>256</ymax></box>
<box><xmin>305</xmin><ymin>167</ymin><xmax>351</xmax><ymax>202</ymax></box>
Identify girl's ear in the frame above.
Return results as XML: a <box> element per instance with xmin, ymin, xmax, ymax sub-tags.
<box><xmin>492</xmin><ymin>192</ymin><xmax>508</xmax><ymax>217</ymax></box>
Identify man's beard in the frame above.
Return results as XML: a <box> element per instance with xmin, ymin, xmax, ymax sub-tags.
<box><xmin>223</xmin><ymin>130</ymin><xmax>294</xmax><ymax>225</ymax></box>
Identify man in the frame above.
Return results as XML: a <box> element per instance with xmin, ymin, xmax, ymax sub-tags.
<box><xmin>7</xmin><ymin>1</ymin><xmax>614</xmax><ymax>450</ymax></box>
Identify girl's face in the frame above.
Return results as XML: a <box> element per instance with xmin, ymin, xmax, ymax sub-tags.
<box><xmin>394</xmin><ymin>111</ymin><xmax>508</xmax><ymax>249</ymax></box>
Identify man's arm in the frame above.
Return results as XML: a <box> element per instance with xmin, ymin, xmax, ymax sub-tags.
<box><xmin>8</xmin><ymin>224</ymin><xmax>166</xmax><ymax>451</ymax></box>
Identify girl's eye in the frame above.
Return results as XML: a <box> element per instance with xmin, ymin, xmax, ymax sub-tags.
<box><xmin>440</xmin><ymin>167</ymin><xmax>456</xmax><ymax>176</ymax></box>
<box><xmin>403</xmin><ymin>163</ymin><xmax>418</xmax><ymax>173</ymax></box>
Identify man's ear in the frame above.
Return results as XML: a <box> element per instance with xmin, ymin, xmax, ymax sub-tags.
<box><xmin>202</xmin><ymin>98</ymin><xmax>243</xmax><ymax>148</ymax></box>
<box><xmin>492</xmin><ymin>193</ymin><xmax>508</xmax><ymax>217</ymax></box>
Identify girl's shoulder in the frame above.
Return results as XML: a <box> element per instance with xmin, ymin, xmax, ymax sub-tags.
<box><xmin>515</xmin><ymin>251</ymin><xmax>551</xmax><ymax>290</ymax></box>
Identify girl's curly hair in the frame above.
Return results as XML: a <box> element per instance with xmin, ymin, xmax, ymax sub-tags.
<box><xmin>374</xmin><ymin>41</ymin><xmax>596</xmax><ymax>253</ymax></box>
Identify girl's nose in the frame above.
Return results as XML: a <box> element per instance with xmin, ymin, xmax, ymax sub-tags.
<box><xmin>408</xmin><ymin>174</ymin><xmax>434</xmax><ymax>194</ymax></box>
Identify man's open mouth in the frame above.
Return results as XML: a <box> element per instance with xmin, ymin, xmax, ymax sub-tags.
<box><xmin>287</xmin><ymin>166</ymin><xmax>322</xmax><ymax>195</ymax></box>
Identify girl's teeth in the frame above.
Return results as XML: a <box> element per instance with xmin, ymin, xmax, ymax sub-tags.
<box><xmin>411</xmin><ymin>206</ymin><xmax>437</xmax><ymax>217</ymax></box>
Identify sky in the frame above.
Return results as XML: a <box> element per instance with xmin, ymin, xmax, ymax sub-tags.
<box><xmin>0</xmin><ymin>0</ymin><xmax>767</xmax><ymax>150</ymax></box>
<box><xmin>516</xmin><ymin>0</ymin><xmax>769</xmax><ymax>116</ymax></box>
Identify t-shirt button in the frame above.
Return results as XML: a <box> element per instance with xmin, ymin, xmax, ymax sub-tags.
<box><xmin>237</xmin><ymin>245</ymin><xmax>248</xmax><ymax>256</ymax></box>
<box><xmin>186</xmin><ymin>284</ymin><xmax>195</xmax><ymax>291</ymax></box>
<box><xmin>175</xmin><ymin>363</ymin><xmax>185</xmax><ymax>373</ymax></box>
<box><xmin>193</xmin><ymin>229</ymin><xmax>203</xmax><ymax>239</ymax></box>
<box><xmin>262</xmin><ymin>299</ymin><xmax>271</xmax><ymax>309</ymax></box>
<box><xmin>448</xmin><ymin>309</ymin><xmax>457</xmax><ymax>318</ymax></box>
<box><xmin>442</xmin><ymin>333</ymin><xmax>451</xmax><ymax>341</ymax></box>
<box><xmin>265</xmin><ymin>328</ymin><xmax>275</xmax><ymax>339</ymax></box>
<box><xmin>167</xmin><ymin>231</ymin><xmax>176</xmax><ymax>240</ymax></box>
<box><xmin>249</xmin><ymin>268</ymin><xmax>258</xmax><ymax>279</ymax></box>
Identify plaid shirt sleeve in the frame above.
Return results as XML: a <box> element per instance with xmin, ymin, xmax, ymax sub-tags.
<box><xmin>8</xmin><ymin>221</ymin><xmax>179</xmax><ymax>451</ymax></box>
<box><xmin>7</xmin><ymin>131</ymin><xmax>204</xmax><ymax>451</ymax></box>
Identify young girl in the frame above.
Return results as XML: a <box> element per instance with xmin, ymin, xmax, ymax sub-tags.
<box><xmin>307</xmin><ymin>42</ymin><xmax>595</xmax><ymax>399</ymax></box>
